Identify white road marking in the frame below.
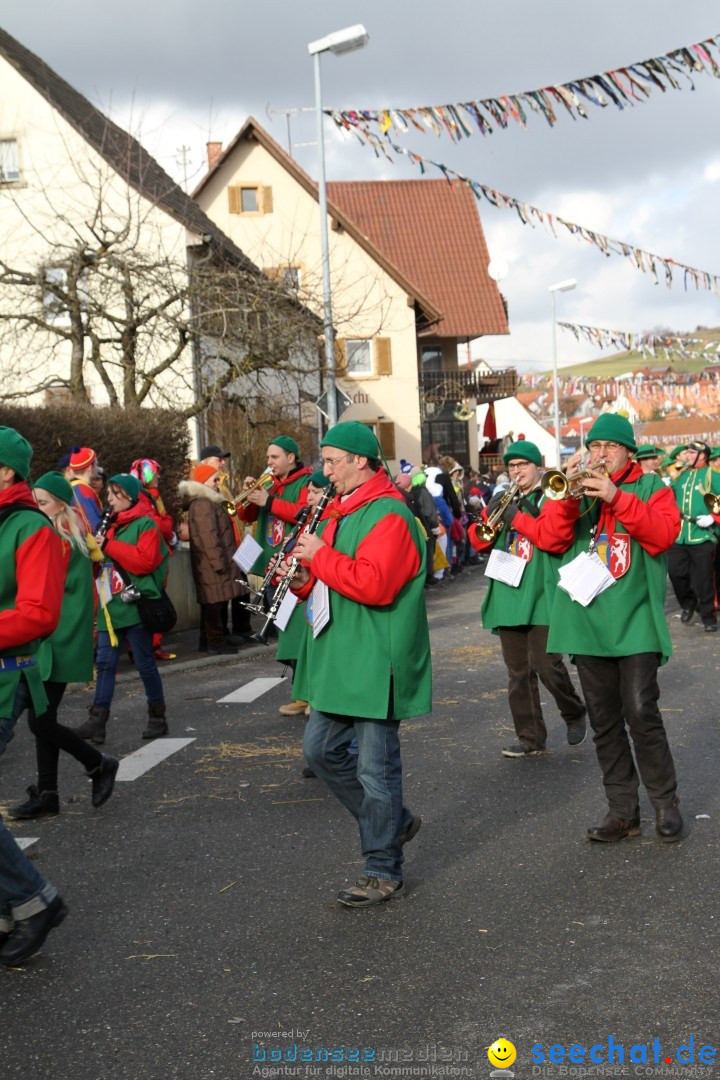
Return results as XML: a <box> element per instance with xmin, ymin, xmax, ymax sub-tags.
<box><xmin>217</xmin><ymin>677</ymin><xmax>286</xmax><ymax>704</ymax></box>
<box><xmin>16</xmin><ymin>838</ymin><xmax>38</xmax><ymax>851</ymax></box>
<box><xmin>116</xmin><ymin>738</ymin><xmax>196</xmax><ymax>782</ymax></box>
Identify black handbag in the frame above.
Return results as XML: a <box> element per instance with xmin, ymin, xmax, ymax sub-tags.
<box><xmin>113</xmin><ymin>562</ymin><xmax>177</xmax><ymax>634</ymax></box>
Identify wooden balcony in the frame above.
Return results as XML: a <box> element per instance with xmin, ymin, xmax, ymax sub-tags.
<box><xmin>419</xmin><ymin>367</ymin><xmax>517</xmax><ymax>420</ymax></box>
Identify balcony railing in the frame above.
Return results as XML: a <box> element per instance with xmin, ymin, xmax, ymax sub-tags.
<box><xmin>419</xmin><ymin>367</ymin><xmax>517</xmax><ymax>420</ymax></box>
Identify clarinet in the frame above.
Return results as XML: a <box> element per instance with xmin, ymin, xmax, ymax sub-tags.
<box><xmin>252</xmin><ymin>485</ymin><xmax>335</xmax><ymax>645</ymax></box>
<box><xmin>240</xmin><ymin>506</ymin><xmax>311</xmax><ymax>616</ymax></box>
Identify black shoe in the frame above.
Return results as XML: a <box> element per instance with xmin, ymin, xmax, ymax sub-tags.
<box><xmin>301</xmin><ymin>766</ymin><xmax>317</xmax><ymax>778</ymax></box>
<box><xmin>501</xmin><ymin>743</ymin><xmax>548</xmax><ymax>758</ymax></box>
<box><xmin>206</xmin><ymin>644</ymin><xmax>238</xmax><ymax>655</ymax></box>
<box><xmin>680</xmin><ymin>605</ymin><xmax>696</xmax><ymax>624</ymax></box>
<box><xmin>0</xmin><ymin>895</ymin><xmax>68</xmax><ymax>966</ymax></box>
<box><xmin>656</xmin><ymin>802</ymin><xmax>683</xmax><ymax>842</ymax></box>
<box><xmin>73</xmin><ymin>705</ymin><xmax>109</xmax><ymax>746</ymax></box>
<box><xmin>703</xmin><ymin>621</ymin><xmax>718</xmax><ymax>633</ymax></box>
<box><xmin>587</xmin><ymin>813</ymin><xmax>641</xmax><ymax>842</ymax></box>
<box><xmin>566</xmin><ymin>718</ymin><xmax>588</xmax><ymax>746</ymax></box>
<box><xmin>225</xmin><ymin>634</ymin><xmax>252</xmax><ymax>646</ymax></box>
<box><xmin>9</xmin><ymin>786</ymin><xmax>59</xmax><ymax>820</ymax></box>
<box><xmin>88</xmin><ymin>754</ymin><xmax>119</xmax><ymax>808</ymax></box>
<box><xmin>398</xmin><ymin>815</ymin><xmax>422</xmax><ymax>846</ymax></box>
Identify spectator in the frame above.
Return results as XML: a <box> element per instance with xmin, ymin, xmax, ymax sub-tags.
<box><xmin>69</xmin><ymin>446</ymin><xmax>102</xmax><ymax>532</ymax></box>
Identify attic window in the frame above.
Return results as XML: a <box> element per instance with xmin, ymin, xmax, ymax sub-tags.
<box><xmin>0</xmin><ymin>139</ymin><xmax>20</xmax><ymax>183</ymax></box>
<box><xmin>241</xmin><ymin>187</ymin><xmax>258</xmax><ymax>212</ymax></box>
<box><xmin>228</xmin><ymin>185</ymin><xmax>273</xmax><ymax>215</ymax></box>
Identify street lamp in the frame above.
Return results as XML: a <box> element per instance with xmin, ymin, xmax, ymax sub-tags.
<box><xmin>308</xmin><ymin>24</ymin><xmax>369</xmax><ymax>428</ymax></box>
<box><xmin>549</xmin><ymin>278</ymin><xmax>577</xmax><ymax>467</ymax></box>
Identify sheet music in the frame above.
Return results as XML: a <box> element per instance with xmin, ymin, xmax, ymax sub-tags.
<box><xmin>557</xmin><ymin>551</ymin><xmax>616</xmax><ymax>607</ymax></box>
<box><xmin>484</xmin><ymin>548</ymin><xmax>527</xmax><ymax>588</ymax></box>
<box><xmin>274</xmin><ymin>589</ymin><xmax>298</xmax><ymax>632</ymax></box>
<box><xmin>233</xmin><ymin>534</ymin><xmax>264</xmax><ymax>573</ymax></box>
<box><xmin>311</xmin><ymin>580</ymin><xmax>331</xmax><ymax>638</ymax></box>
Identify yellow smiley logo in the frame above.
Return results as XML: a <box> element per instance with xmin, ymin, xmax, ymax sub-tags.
<box><xmin>488</xmin><ymin>1039</ymin><xmax>517</xmax><ymax>1069</ymax></box>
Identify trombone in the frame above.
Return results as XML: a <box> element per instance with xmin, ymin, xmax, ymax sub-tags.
<box><xmin>541</xmin><ymin>461</ymin><xmax>607</xmax><ymax>501</ymax></box>
<box><xmin>476</xmin><ymin>481</ymin><xmax>521</xmax><ymax>542</ymax></box>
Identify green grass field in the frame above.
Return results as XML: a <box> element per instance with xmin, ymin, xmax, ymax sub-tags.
<box><xmin>533</xmin><ymin>327</ymin><xmax>720</xmax><ymax>380</ymax></box>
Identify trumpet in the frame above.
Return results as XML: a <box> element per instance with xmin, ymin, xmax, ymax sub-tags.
<box><xmin>252</xmin><ymin>485</ymin><xmax>335</xmax><ymax>645</ymax></box>
<box><xmin>541</xmin><ymin>461</ymin><xmax>607</xmax><ymax>501</ymax></box>
<box><xmin>704</xmin><ymin>492</ymin><xmax>720</xmax><ymax>514</ymax></box>
<box><xmin>235</xmin><ymin>468</ymin><xmax>275</xmax><ymax>510</ymax></box>
<box><xmin>476</xmin><ymin>481</ymin><xmax>521</xmax><ymax>542</ymax></box>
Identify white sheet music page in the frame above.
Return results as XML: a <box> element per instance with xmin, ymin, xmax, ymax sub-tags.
<box><xmin>233</xmin><ymin>534</ymin><xmax>264</xmax><ymax>573</ymax></box>
<box><xmin>484</xmin><ymin>548</ymin><xmax>527</xmax><ymax>588</ymax></box>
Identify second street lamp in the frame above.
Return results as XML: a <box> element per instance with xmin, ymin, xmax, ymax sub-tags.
<box><xmin>549</xmin><ymin>278</ymin><xmax>577</xmax><ymax>467</ymax></box>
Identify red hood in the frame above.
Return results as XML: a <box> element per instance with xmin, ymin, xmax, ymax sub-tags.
<box><xmin>113</xmin><ymin>499</ymin><xmax>154</xmax><ymax>528</ymax></box>
<box><xmin>610</xmin><ymin>461</ymin><xmax>643</xmax><ymax>484</ymax></box>
<box><xmin>273</xmin><ymin>465</ymin><xmax>312</xmax><ymax>496</ymax></box>
<box><xmin>330</xmin><ymin>469</ymin><xmax>404</xmax><ymax>519</ymax></box>
<box><xmin>0</xmin><ymin>482</ymin><xmax>37</xmax><ymax>510</ymax></box>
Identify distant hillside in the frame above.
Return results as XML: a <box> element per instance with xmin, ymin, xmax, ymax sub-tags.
<box><xmin>534</xmin><ymin>326</ymin><xmax>720</xmax><ymax>380</ymax></box>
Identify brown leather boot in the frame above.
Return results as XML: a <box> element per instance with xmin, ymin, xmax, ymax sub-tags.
<box><xmin>587</xmin><ymin>813</ymin><xmax>641</xmax><ymax>842</ymax></box>
<box><xmin>73</xmin><ymin>705</ymin><xmax>109</xmax><ymax>746</ymax></box>
<box><xmin>142</xmin><ymin>702</ymin><xmax>168</xmax><ymax>740</ymax></box>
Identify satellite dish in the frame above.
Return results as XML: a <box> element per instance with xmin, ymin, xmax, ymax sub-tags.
<box><xmin>487</xmin><ymin>259</ymin><xmax>509</xmax><ymax>282</ymax></box>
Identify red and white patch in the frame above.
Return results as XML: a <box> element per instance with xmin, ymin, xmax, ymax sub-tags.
<box><xmin>609</xmin><ymin>534</ymin><xmax>631</xmax><ymax>578</ymax></box>
<box><xmin>110</xmin><ymin>568</ymin><xmax>126</xmax><ymax>595</ymax></box>
<box><xmin>266</xmin><ymin>515</ymin><xmax>285</xmax><ymax>549</ymax></box>
<box><xmin>507</xmin><ymin>532</ymin><xmax>534</xmax><ymax>563</ymax></box>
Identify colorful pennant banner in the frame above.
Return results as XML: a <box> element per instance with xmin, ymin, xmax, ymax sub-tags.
<box><xmin>558</xmin><ymin>321</ymin><xmax>720</xmax><ymax>361</ymax></box>
<box><xmin>359</xmin><ymin>137</ymin><xmax>720</xmax><ymax>294</ymax></box>
<box><xmin>328</xmin><ymin>32</ymin><xmax>720</xmax><ymax>144</ymax></box>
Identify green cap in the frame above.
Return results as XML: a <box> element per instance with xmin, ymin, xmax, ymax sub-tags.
<box><xmin>634</xmin><ymin>444</ymin><xmax>661</xmax><ymax>461</ymax></box>
<box><xmin>309</xmin><ymin>469</ymin><xmax>331</xmax><ymax>488</ymax></box>
<box><xmin>269</xmin><ymin>435</ymin><xmax>299</xmax><ymax>457</ymax></box>
<box><xmin>0</xmin><ymin>426</ymin><xmax>32</xmax><ymax>479</ymax></box>
<box><xmin>585</xmin><ymin>413</ymin><xmax>637</xmax><ymax>452</ymax></box>
<box><xmin>34</xmin><ymin>470</ymin><xmax>74</xmax><ymax>504</ymax></box>
<box><xmin>503</xmin><ymin>439</ymin><xmax>542</xmax><ymax>468</ymax></box>
<box><xmin>108</xmin><ymin>473</ymin><xmax>141</xmax><ymax>503</ymax></box>
<box><xmin>321</xmin><ymin>421</ymin><xmax>380</xmax><ymax>461</ymax></box>
<box><xmin>709</xmin><ymin>448</ymin><xmax>720</xmax><ymax>461</ymax></box>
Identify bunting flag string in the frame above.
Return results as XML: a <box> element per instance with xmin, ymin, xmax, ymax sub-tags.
<box><xmin>557</xmin><ymin>320</ymin><xmax>720</xmax><ymax>362</ymax></box>
<box><xmin>359</xmin><ymin>136</ymin><xmax>720</xmax><ymax>294</ymax></box>
<box><xmin>328</xmin><ymin>31</ymin><xmax>720</xmax><ymax>145</ymax></box>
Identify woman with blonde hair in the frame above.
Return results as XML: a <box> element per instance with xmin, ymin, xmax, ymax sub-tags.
<box><xmin>8</xmin><ymin>472</ymin><xmax>118</xmax><ymax>819</ymax></box>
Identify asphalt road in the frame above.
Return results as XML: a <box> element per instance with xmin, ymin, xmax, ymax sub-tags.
<box><xmin>1</xmin><ymin>565</ymin><xmax>718</xmax><ymax>1080</ymax></box>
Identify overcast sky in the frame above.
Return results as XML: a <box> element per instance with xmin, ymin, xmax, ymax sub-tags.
<box><xmin>4</xmin><ymin>1</ymin><xmax>720</xmax><ymax>372</ymax></box>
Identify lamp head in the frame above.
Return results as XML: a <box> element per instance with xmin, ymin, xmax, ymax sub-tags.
<box><xmin>308</xmin><ymin>24</ymin><xmax>369</xmax><ymax>56</ymax></box>
<box><xmin>549</xmin><ymin>278</ymin><xmax>577</xmax><ymax>294</ymax></box>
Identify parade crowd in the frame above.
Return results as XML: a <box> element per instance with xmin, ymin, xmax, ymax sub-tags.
<box><xmin>0</xmin><ymin>416</ymin><xmax>718</xmax><ymax>965</ymax></box>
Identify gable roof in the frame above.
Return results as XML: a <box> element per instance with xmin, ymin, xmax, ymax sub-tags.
<box><xmin>327</xmin><ymin>180</ymin><xmax>509</xmax><ymax>340</ymax></box>
<box><xmin>194</xmin><ymin>118</ymin><xmax>447</xmax><ymax>329</ymax></box>
<box><xmin>0</xmin><ymin>27</ymin><xmax>257</xmax><ymax>273</ymax></box>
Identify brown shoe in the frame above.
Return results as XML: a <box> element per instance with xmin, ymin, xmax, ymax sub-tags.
<box><xmin>279</xmin><ymin>700</ymin><xmax>309</xmax><ymax>716</ymax></box>
<box><xmin>337</xmin><ymin>875</ymin><xmax>404</xmax><ymax>908</ymax></box>
<box><xmin>656</xmin><ymin>802</ymin><xmax>683</xmax><ymax>842</ymax></box>
<box><xmin>587</xmin><ymin>813</ymin><xmax>641</xmax><ymax>842</ymax></box>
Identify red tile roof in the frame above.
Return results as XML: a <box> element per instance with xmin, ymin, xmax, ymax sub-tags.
<box><xmin>327</xmin><ymin>180</ymin><xmax>509</xmax><ymax>340</ymax></box>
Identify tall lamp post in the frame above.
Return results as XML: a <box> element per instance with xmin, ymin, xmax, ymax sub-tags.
<box><xmin>308</xmin><ymin>24</ymin><xmax>369</xmax><ymax>427</ymax></box>
<box><xmin>549</xmin><ymin>278</ymin><xmax>577</xmax><ymax>467</ymax></box>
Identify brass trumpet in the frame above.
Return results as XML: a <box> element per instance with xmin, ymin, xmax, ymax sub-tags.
<box><xmin>476</xmin><ymin>481</ymin><xmax>521</xmax><ymax>542</ymax></box>
<box><xmin>235</xmin><ymin>468</ymin><xmax>275</xmax><ymax>510</ymax></box>
<box><xmin>541</xmin><ymin>462</ymin><xmax>607</xmax><ymax>501</ymax></box>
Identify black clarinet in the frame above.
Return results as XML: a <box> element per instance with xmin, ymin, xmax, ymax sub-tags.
<box><xmin>240</xmin><ymin>506</ymin><xmax>311</xmax><ymax>616</ymax></box>
<box><xmin>252</xmin><ymin>485</ymin><xmax>335</xmax><ymax>645</ymax></box>
<box><xmin>95</xmin><ymin>507</ymin><xmax>115</xmax><ymax>540</ymax></box>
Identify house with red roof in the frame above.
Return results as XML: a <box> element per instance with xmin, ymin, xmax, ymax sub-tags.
<box><xmin>193</xmin><ymin>119</ymin><xmax>513</xmax><ymax>468</ymax></box>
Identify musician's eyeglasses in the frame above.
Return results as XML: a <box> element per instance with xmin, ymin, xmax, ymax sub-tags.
<box><xmin>507</xmin><ymin>461</ymin><xmax>533</xmax><ymax>471</ymax></box>
<box><xmin>587</xmin><ymin>441</ymin><xmax>623</xmax><ymax>451</ymax></box>
<box><xmin>321</xmin><ymin>454</ymin><xmax>354</xmax><ymax>468</ymax></box>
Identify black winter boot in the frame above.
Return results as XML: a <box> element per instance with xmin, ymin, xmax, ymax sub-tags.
<box><xmin>74</xmin><ymin>705</ymin><xmax>110</xmax><ymax>746</ymax></box>
<box><xmin>87</xmin><ymin>754</ymin><xmax>120</xmax><ymax>808</ymax></box>
<box><xmin>142</xmin><ymin>702</ymin><xmax>168</xmax><ymax>740</ymax></box>
<box><xmin>9</xmin><ymin>785</ymin><xmax>60</xmax><ymax>820</ymax></box>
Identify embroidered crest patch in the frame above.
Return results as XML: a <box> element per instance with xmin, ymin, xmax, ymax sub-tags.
<box><xmin>595</xmin><ymin>532</ymin><xmax>631</xmax><ymax>579</ymax></box>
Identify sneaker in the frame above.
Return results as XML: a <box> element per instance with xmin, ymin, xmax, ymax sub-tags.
<box><xmin>501</xmin><ymin>743</ymin><xmax>548</xmax><ymax>758</ymax></box>
<box><xmin>398</xmin><ymin>815</ymin><xmax>422</xmax><ymax>846</ymax></box>
<box><xmin>566</xmin><ymin>718</ymin><xmax>588</xmax><ymax>746</ymax></box>
<box><xmin>9</xmin><ymin>786</ymin><xmax>60</xmax><ymax>819</ymax></box>
<box><xmin>337</xmin><ymin>875</ymin><xmax>404</xmax><ymax>908</ymax></box>
<box><xmin>279</xmin><ymin>700</ymin><xmax>310</xmax><ymax>716</ymax></box>
<box><xmin>703</xmin><ymin>621</ymin><xmax>718</xmax><ymax>633</ymax></box>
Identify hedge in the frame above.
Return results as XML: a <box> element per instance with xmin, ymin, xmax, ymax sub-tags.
<box><xmin>0</xmin><ymin>404</ymin><xmax>192</xmax><ymax>513</ymax></box>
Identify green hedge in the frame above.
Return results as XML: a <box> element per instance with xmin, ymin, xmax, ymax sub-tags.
<box><xmin>0</xmin><ymin>404</ymin><xmax>191</xmax><ymax>513</ymax></box>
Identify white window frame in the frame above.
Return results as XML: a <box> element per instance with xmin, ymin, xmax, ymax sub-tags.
<box><xmin>346</xmin><ymin>338</ymin><xmax>372</xmax><ymax>377</ymax></box>
<box><xmin>0</xmin><ymin>138</ymin><xmax>20</xmax><ymax>183</ymax></box>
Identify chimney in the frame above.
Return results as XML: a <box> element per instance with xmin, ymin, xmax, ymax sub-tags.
<box><xmin>206</xmin><ymin>141</ymin><xmax>223</xmax><ymax>170</ymax></box>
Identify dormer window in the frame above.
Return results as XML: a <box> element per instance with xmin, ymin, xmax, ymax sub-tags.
<box><xmin>228</xmin><ymin>184</ymin><xmax>273</xmax><ymax>215</ymax></box>
<box><xmin>0</xmin><ymin>139</ymin><xmax>20</xmax><ymax>183</ymax></box>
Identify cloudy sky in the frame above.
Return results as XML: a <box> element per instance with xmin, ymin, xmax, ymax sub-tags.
<box><xmin>4</xmin><ymin>2</ymin><xmax>719</xmax><ymax>372</ymax></box>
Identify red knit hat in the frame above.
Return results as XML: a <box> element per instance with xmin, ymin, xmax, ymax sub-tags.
<box><xmin>70</xmin><ymin>446</ymin><xmax>97</xmax><ymax>471</ymax></box>
<box><xmin>192</xmin><ymin>464</ymin><xmax>218</xmax><ymax>485</ymax></box>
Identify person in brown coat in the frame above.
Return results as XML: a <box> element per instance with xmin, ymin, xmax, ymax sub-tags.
<box><xmin>179</xmin><ymin>465</ymin><xmax>244</xmax><ymax>655</ymax></box>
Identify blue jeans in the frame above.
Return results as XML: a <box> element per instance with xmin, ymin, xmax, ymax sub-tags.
<box><xmin>0</xmin><ymin>812</ymin><xmax>58</xmax><ymax>929</ymax></box>
<box><xmin>303</xmin><ymin>711</ymin><xmax>413</xmax><ymax>881</ymax></box>
<box><xmin>94</xmin><ymin>625</ymin><xmax>164</xmax><ymax>710</ymax></box>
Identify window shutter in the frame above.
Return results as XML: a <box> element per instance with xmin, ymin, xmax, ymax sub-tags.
<box><xmin>374</xmin><ymin>337</ymin><xmax>392</xmax><ymax>376</ymax></box>
<box><xmin>334</xmin><ymin>338</ymin><xmax>347</xmax><ymax>377</ymax></box>
<box><xmin>263</xmin><ymin>267</ymin><xmax>282</xmax><ymax>282</ymax></box>
<box><xmin>260</xmin><ymin>185</ymin><xmax>273</xmax><ymax>214</ymax></box>
<box><xmin>228</xmin><ymin>186</ymin><xmax>242</xmax><ymax>214</ymax></box>
<box><xmin>377</xmin><ymin>422</ymin><xmax>396</xmax><ymax>460</ymax></box>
